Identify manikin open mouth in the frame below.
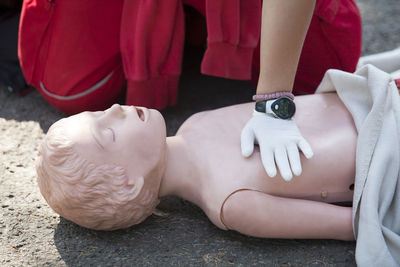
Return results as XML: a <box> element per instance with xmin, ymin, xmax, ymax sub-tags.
<box><xmin>135</xmin><ymin>107</ymin><xmax>145</xmax><ymax>121</ymax></box>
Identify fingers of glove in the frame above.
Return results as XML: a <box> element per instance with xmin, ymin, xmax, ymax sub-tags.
<box><xmin>298</xmin><ymin>139</ymin><xmax>314</xmax><ymax>159</ymax></box>
<box><xmin>274</xmin><ymin>147</ymin><xmax>293</xmax><ymax>181</ymax></box>
<box><xmin>259</xmin><ymin>144</ymin><xmax>277</xmax><ymax>178</ymax></box>
<box><xmin>287</xmin><ymin>142</ymin><xmax>302</xmax><ymax>177</ymax></box>
<box><xmin>241</xmin><ymin>124</ymin><xmax>255</xmax><ymax>157</ymax></box>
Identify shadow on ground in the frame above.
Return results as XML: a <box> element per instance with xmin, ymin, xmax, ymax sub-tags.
<box><xmin>53</xmin><ymin>196</ymin><xmax>356</xmax><ymax>266</ymax></box>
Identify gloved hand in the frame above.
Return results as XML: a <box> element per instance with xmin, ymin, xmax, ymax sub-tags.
<box><xmin>241</xmin><ymin>111</ymin><xmax>313</xmax><ymax>181</ymax></box>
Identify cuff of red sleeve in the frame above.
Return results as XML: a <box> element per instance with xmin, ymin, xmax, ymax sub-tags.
<box><xmin>126</xmin><ymin>75</ymin><xmax>179</xmax><ymax>109</ymax></box>
<box><xmin>201</xmin><ymin>42</ymin><xmax>254</xmax><ymax>80</ymax></box>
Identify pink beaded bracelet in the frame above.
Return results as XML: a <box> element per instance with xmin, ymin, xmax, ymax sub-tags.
<box><xmin>252</xmin><ymin>91</ymin><xmax>295</xmax><ymax>101</ymax></box>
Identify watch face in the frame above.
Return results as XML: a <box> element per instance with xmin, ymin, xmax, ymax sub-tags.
<box><xmin>272</xmin><ymin>97</ymin><xmax>296</xmax><ymax>119</ymax></box>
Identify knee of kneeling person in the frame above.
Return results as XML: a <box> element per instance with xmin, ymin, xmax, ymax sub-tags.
<box><xmin>38</xmin><ymin>67</ymin><xmax>126</xmax><ymax>115</ymax></box>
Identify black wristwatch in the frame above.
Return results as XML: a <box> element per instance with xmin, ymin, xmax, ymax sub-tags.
<box><xmin>255</xmin><ymin>96</ymin><xmax>296</xmax><ymax>119</ymax></box>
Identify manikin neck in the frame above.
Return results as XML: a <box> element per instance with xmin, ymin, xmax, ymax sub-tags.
<box><xmin>158</xmin><ymin>136</ymin><xmax>203</xmax><ymax>206</ymax></box>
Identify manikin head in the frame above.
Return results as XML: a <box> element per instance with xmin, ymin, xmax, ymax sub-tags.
<box><xmin>36</xmin><ymin>104</ymin><xmax>167</xmax><ymax>230</ymax></box>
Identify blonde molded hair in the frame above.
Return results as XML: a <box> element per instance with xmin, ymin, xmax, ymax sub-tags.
<box><xmin>36</xmin><ymin>120</ymin><xmax>159</xmax><ymax>230</ymax></box>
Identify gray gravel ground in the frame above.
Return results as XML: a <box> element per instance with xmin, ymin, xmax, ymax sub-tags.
<box><xmin>1</xmin><ymin>1</ymin><xmax>399</xmax><ymax>266</ymax></box>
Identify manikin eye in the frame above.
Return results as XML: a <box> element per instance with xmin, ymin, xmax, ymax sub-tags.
<box><xmin>106</xmin><ymin>127</ymin><xmax>115</xmax><ymax>142</ymax></box>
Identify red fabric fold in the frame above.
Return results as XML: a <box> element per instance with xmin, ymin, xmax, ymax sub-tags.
<box><xmin>18</xmin><ymin>0</ymin><xmax>361</xmax><ymax>114</ymax></box>
<box><xmin>18</xmin><ymin>0</ymin><xmax>55</xmax><ymax>85</ymax></box>
<box><xmin>126</xmin><ymin>75</ymin><xmax>179</xmax><ymax>109</ymax></box>
<box><xmin>201</xmin><ymin>0</ymin><xmax>261</xmax><ymax>80</ymax></box>
<box><xmin>201</xmin><ymin>43</ymin><xmax>255</xmax><ymax>80</ymax></box>
<box><xmin>120</xmin><ymin>0</ymin><xmax>185</xmax><ymax>108</ymax></box>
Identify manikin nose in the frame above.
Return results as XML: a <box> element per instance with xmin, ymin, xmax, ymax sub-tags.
<box><xmin>107</xmin><ymin>104</ymin><xmax>125</xmax><ymax>117</ymax></box>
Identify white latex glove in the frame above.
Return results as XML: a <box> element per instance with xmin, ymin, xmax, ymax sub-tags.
<box><xmin>241</xmin><ymin>111</ymin><xmax>313</xmax><ymax>181</ymax></box>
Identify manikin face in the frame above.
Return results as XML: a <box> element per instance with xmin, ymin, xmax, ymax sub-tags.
<box><xmin>60</xmin><ymin>104</ymin><xmax>167</xmax><ymax>184</ymax></box>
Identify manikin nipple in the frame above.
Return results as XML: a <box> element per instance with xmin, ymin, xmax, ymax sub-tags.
<box><xmin>321</xmin><ymin>191</ymin><xmax>328</xmax><ymax>200</ymax></box>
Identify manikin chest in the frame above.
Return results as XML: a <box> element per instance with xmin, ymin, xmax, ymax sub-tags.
<box><xmin>176</xmin><ymin>100</ymin><xmax>356</xmax><ymax>229</ymax></box>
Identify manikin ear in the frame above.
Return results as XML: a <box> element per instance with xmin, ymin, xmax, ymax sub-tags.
<box><xmin>126</xmin><ymin>175</ymin><xmax>144</xmax><ymax>198</ymax></box>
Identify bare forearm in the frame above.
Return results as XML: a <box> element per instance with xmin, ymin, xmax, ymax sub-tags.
<box><xmin>257</xmin><ymin>0</ymin><xmax>316</xmax><ymax>94</ymax></box>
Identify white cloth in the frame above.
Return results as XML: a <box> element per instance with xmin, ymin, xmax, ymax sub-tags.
<box><xmin>356</xmin><ymin>47</ymin><xmax>400</xmax><ymax>75</ymax></box>
<box><xmin>316</xmin><ymin>64</ymin><xmax>400</xmax><ymax>267</ymax></box>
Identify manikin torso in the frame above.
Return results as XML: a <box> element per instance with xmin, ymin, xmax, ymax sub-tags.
<box><xmin>164</xmin><ymin>93</ymin><xmax>357</xmax><ymax>230</ymax></box>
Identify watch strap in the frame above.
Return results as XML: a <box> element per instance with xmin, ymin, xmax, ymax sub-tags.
<box><xmin>255</xmin><ymin>99</ymin><xmax>272</xmax><ymax>113</ymax></box>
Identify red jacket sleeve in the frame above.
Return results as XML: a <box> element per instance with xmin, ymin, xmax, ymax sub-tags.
<box><xmin>120</xmin><ymin>0</ymin><xmax>185</xmax><ymax>108</ymax></box>
<box><xmin>201</xmin><ymin>0</ymin><xmax>262</xmax><ymax>80</ymax></box>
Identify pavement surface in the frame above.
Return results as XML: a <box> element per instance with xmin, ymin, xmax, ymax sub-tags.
<box><xmin>1</xmin><ymin>1</ymin><xmax>399</xmax><ymax>266</ymax></box>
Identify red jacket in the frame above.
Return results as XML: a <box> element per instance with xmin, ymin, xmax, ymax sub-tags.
<box><xmin>121</xmin><ymin>0</ymin><xmax>262</xmax><ymax>108</ymax></box>
<box><xmin>19</xmin><ymin>0</ymin><xmax>361</xmax><ymax>113</ymax></box>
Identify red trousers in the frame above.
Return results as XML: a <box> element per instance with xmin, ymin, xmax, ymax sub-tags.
<box><xmin>19</xmin><ymin>0</ymin><xmax>361</xmax><ymax>114</ymax></box>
